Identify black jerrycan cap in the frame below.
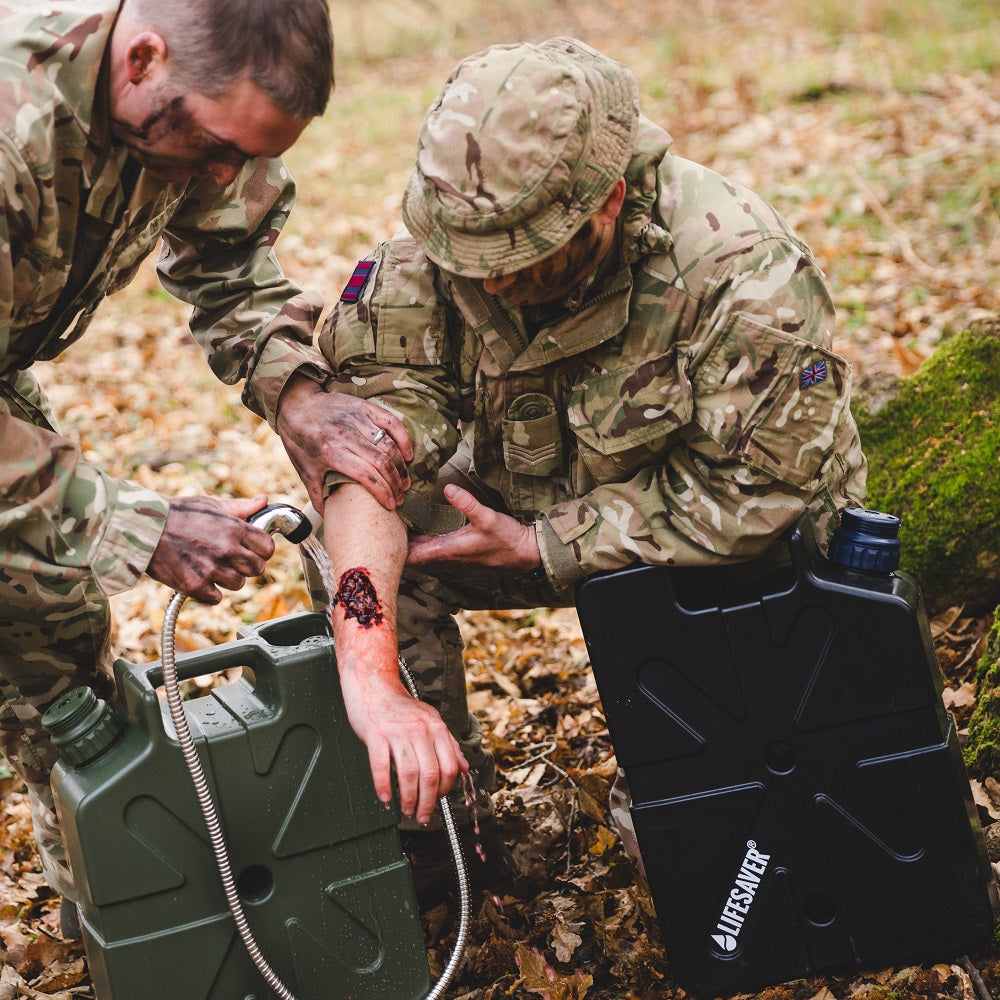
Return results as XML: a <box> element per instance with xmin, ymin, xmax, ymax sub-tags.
<box><xmin>827</xmin><ymin>507</ymin><xmax>901</xmax><ymax>573</ymax></box>
<box><xmin>41</xmin><ymin>686</ymin><xmax>124</xmax><ymax>767</ymax></box>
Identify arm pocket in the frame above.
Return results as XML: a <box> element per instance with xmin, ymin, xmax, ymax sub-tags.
<box><xmin>375</xmin><ymin>238</ymin><xmax>447</xmax><ymax>366</ymax></box>
<box><xmin>693</xmin><ymin>314</ymin><xmax>851</xmax><ymax>488</ymax></box>
<box><xmin>501</xmin><ymin>392</ymin><xmax>563</xmax><ymax>476</ymax></box>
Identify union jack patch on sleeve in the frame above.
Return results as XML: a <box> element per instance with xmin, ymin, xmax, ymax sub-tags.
<box><xmin>800</xmin><ymin>359</ymin><xmax>828</xmax><ymax>389</ymax></box>
<box><xmin>340</xmin><ymin>260</ymin><xmax>375</xmax><ymax>303</ymax></box>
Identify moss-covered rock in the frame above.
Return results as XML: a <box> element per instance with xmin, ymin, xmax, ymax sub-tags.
<box><xmin>963</xmin><ymin>607</ymin><xmax>1000</xmax><ymax>778</ymax></box>
<box><xmin>854</xmin><ymin>320</ymin><xmax>1000</xmax><ymax>615</ymax></box>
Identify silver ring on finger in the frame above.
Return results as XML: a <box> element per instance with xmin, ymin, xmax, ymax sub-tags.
<box><xmin>371</xmin><ymin>428</ymin><xmax>387</xmax><ymax>445</ymax></box>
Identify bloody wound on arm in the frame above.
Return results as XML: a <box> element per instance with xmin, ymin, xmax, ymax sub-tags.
<box><xmin>333</xmin><ymin>567</ymin><xmax>384</xmax><ymax>628</ymax></box>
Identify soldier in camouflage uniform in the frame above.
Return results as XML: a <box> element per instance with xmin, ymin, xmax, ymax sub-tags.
<box><xmin>0</xmin><ymin>0</ymin><xmax>414</xmax><ymax>915</ymax></box>
<box><xmin>314</xmin><ymin>37</ymin><xmax>867</xmax><ymax>902</ymax></box>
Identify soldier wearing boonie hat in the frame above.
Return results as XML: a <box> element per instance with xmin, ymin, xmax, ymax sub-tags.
<box><xmin>315</xmin><ymin>36</ymin><xmax>868</xmax><ymax>908</ymax></box>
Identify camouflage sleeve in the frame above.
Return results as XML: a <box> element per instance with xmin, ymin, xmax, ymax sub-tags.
<box><xmin>537</xmin><ymin>446</ymin><xmax>835</xmax><ymax>589</ymax></box>
<box><xmin>1</xmin><ymin>142</ymin><xmax>168</xmax><ymax>595</ymax></box>
<box><xmin>317</xmin><ymin>237</ymin><xmax>464</xmax><ymax>516</ymax></box>
<box><xmin>1</xmin><ymin>133</ymin><xmax>19</xmax><ymax>352</ymax></box>
<box><xmin>157</xmin><ymin>156</ymin><xmax>327</xmax><ymax>430</ymax></box>
<box><xmin>537</xmin><ymin>240</ymin><xmax>867</xmax><ymax>588</ymax></box>
<box><xmin>0</xmin><ymin>371</ymin><xmax>169</xmax><ymax>596</ymax></box>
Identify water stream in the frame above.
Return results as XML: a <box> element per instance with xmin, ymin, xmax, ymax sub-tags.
<box><xmin>300</xmin><ymin>533</ymin><xmax>339</xmax><ymax>604</ymax></box>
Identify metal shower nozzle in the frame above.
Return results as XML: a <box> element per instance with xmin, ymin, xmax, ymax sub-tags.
<box><xmin>248</xmin><ymin>504</ymin><xmax>311</xmax><ymax>544</ymax></box>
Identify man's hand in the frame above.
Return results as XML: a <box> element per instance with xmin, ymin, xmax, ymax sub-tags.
<box><xmin>146</xmin><ymin>494</ymin><xmax>275</xmax><ymax>604</ymax></box>
<box><xmin>338</xmin><ymin>649</ymin><xmax>467</xmax><ymax>825</ymax></box>
<box><xmin>276</xmin><ymin>374</ymin><xmax>412</xmax><ymax>512</ymax></box>
<box><xmin>407</xmin><ymin>484</ymin><xmax>541</xmax><ymax>572</ymax></box>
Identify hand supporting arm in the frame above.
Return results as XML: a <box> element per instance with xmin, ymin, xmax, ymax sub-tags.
<box><xmin>276</xmin><ymin>374</ymin><xmax>412</xmax><ymax>513</ymax></box>
<box><xmin>406</xmin><ymin>484</ymin><xmax>542</xmax><ymax>573</ymax></box>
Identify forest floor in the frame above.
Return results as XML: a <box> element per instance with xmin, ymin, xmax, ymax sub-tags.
<box><xmin>1</xmin><ymin>0</ymin><xmax>998</xmax><ymax>997</ymax></box>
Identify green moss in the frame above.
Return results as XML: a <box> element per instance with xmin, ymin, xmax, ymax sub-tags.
<box><xmin>852</xmin><ymin>986</ymin><xmax>897</xmax><ymax>1000</ymax></box>
<box><xmin>855</xmin><ymin>323</ymin><xmax>1000</xmax><ymax>614</ymax></box>
<box><xmin>963</xmin><ymin>607</ymin><xmax>1000</xmax><ymax>777</ymax></box>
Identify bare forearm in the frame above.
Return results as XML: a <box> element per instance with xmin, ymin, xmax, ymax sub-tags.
<box><xmin>324</xmin><ymin>483</ymin><xmax>408</xmax><ymax>712</ymax></box>
<box><xmin>323</xmin><ymin>483</ymin><xmax>465</xmax><ymax>822</ymax></box>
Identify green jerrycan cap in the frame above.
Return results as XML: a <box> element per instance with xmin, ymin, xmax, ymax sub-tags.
<box><xmin>41</xmin><ymin>686</ymin><xmax>124</xmax><ymax>767</ymax></box>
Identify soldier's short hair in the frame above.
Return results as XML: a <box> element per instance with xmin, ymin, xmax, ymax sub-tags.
<box><xmin>125</xmin><ymin>0</ymin><xmax>334</xmax><ymax>119</ymax></box>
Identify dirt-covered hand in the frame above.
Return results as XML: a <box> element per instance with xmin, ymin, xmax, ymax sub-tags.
<box><xmin>146</xmin><ymin>494</ymin><xmax>276</xmax><ymax>604</ymax></box>
<box><xmin>276</xmin><ymin>375</ymin><xmax>412</xmax><ymax>512</ymax></box>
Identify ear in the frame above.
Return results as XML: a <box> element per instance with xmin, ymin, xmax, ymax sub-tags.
<box><xmin>123</xmin><ymin>30</ymin><xmax>168</xmax><ymax>85</ymax></box>
<box><xmin>598</xmin><ymin>177</ymin><xmax>628</xmax><ymax>223</ymax></box>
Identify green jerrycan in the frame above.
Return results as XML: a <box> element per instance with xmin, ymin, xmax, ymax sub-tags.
<box><xmin>44</xmin><ymin>612</ymin><xmax>430</xmax><ymax>1000</ymax></box>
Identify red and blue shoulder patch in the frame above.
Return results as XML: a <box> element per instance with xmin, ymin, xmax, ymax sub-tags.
<box><xmin>340</xmin><ymin>260</ymin><xmax>375</xmax><ymax>303</ymax></box>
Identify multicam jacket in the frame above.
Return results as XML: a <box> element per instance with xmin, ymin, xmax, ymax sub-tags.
<box><xmin>322</xmin><ymin>118</ymin><xmax>868</xmax><ymax>591</ymax></box>
<box><xmin>0</xmin><ymin>0</ymin><xmax>324</xmax><ymax>595</ymax></box>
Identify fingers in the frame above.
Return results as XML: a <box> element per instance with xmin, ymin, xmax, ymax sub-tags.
<box><xmin>380</xmin><ymin>718</ymin><xmax>466</xmax><ymax>825</ymax></box>
<box><xmin>223</xmin><ymin>494</ymin><xmax>271</xmax><ymax>521</ymax></box>
<box><xmin>345</xmin><ymin>403</ymin><xmax>413</xmax><ymax>500</ymax></box>
<box><xmin>372</xmin><ymin>412</ymin><xmax>414</xmax><ymax>463</ymax></box>
<box><xmin>278</xmin><ymin>390</ymin><xmax>414</xmax><ymax>510</ymax></box>
<box><xmin>357</xmin><ymin>439</ymin><xmax>412</xmax><ymax>508</ymax></box>
<box><xmin>413</xmin><ymin>726</ymin><xmax>465</xmax><ymax>824</ymax></box>
<box><xmin>393</xmin><ymin>743</ymin><xmax>423</xmax><ymax>822</ymax></box>
<box><xmin>190</xmin><ymin>581</ymin><xmax>224</xmax><ymax>605</ymax></box>
<box><xmin>217</xmin><ymin>495</ymin><xmax>277</xmax><ymax>559</ymax></box>
<box><xmin>442</xmin><ymin>483</ymin><xmax>482</xmax><ymax>519</ymax></box>
<box><xmin>148</xmin><ymin>494</ymin><xmax>282</xmax><ymax>601</ymax></box>
<box><xmin>367</xmin><ymin>740</ymin><xmax>394</xmax><ymax>808</ymax></box>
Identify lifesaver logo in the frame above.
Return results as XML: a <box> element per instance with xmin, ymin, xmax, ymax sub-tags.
<box><xmin>711</xmin><ymin>932</ymin><xmax>738</xmax><ymax>953</ymax></box>
<box><xmin>710</xmin><ymin>840</ymin><xmax>771</xmax><ymax>955</ymax></box>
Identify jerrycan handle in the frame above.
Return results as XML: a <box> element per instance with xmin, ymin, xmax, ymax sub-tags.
<box><xmin>140</xmin><ymin>637</ymin><xmax>275</xmax><ymax>691</ymax></box>
<box><xmin>116</xmin><ymin>635</ymin><xmax>281</xmax><ymax>739</ymax></box>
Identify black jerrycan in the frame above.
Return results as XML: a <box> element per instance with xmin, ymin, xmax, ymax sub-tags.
<box><xmin>43</xmin><ymin>612</ymin><xmax>429</xmax><ymax>1000</ymax></box>
<box><xmin>576</xmin><ymin>508</ymin><xmax>998</xmax><ymax>996</ymax></box>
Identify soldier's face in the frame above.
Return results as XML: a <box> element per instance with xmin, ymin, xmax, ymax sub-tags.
<box><xmin>481</xmin><ymin>221</ymin><xmax>605</xmax><ymax>307</ymax></box>
<box><xmin>480</xmin><ymin>178</ymin><xmax>626</xmax><ymax>308</ymax></box>
<box><xmin>112</xmin><ymin>77</ymin><xmax>306</xmax><ymax>186</ymax></box>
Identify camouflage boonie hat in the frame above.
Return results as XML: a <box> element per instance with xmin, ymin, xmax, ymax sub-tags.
<box><xmin>402</xmin><ymin>36</ymin><xmax>640</xmax><ymax>279</ymax></box>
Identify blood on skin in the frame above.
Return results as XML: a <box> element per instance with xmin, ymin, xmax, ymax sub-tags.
<box><xmin>334</xmin><ymin>567</ymin><xmax>383</xmax><ymax>628</ymax></box>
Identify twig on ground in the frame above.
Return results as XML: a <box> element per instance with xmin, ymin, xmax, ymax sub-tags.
<box><xmin>960</xmin><ymin>955</ymin><xmax>994</xmax><ymax>1000</ymax></box>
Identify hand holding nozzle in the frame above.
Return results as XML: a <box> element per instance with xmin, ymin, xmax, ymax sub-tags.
<box><xmin>147</xmin><ymin>496</ymin><xmax>309</xmax><ymax>605</ymax></box>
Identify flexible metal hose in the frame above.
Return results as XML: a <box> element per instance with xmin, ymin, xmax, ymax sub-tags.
<box><xmin>399</xmin><ymin>660</ymin><xmax>471</xmax><ymax>1000</ymax></box>
<box><xmin>161</xmin><ymin>590</ymin><xmax>297</xmax><ymax>1000</ymax></box>
<box><xmin>158</xmin><ymin>503</ymin><xmax>470</xmax><ymax>998</ymax></box>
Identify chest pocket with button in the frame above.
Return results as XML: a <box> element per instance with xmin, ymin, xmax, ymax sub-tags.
<box><xmin>567</xmin><ymin>347</ymin><xmax>693</xmax><ymax>486</ymax></box>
